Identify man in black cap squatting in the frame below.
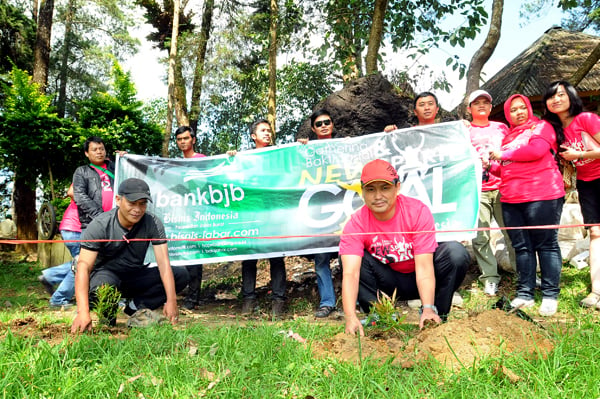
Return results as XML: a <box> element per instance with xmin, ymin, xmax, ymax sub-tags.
<box><xmin>71</xmin><ymin>178</ymin><xmax>189</xmax><ymax>332</ymax></box>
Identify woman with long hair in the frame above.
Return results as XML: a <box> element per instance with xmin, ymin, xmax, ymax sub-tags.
<box><xmin>543</xmin><ymin>80</ymin><xmax>600</xmax><ymax>310</ymax></box>
<box><xmin>488</xmin><ymin>94</ymin><xmax>565</xmax><ymax>316</ymax></box>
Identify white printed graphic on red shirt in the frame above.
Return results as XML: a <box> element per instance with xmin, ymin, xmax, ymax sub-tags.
<box><xmin>369</xmin><ymin>235</ymin><xmax>414</xmax><ymax>264</ymax></box>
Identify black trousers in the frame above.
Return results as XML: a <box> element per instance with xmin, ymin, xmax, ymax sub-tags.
<box><xmin>89</xmin><ymin>266</ymin><xmax>190</xmax><ymax>310</ymax></box>
<box><xmin>355</xmin><ymin>241</ymin><xmax>469</xmax><ymax>318</ymax></box>
<box><xmin>184</xmin><ymin>265</ymin><xmax>203</xmax><ymax>304</ymax></box>
<box><xmin>241</xmin><ymin>257</ymin><xmax>286</xmax><ymax>300</ymax></box>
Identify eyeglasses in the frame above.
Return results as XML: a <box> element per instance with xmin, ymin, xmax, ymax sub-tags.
<box><xmin>315</xmin><ymin>119</ymin><xmax>332</xmax><ymax>128</ymax></box>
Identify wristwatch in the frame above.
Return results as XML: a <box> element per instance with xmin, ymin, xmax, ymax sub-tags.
<box><xmin>420</xmin><ymin>304</ymin><xmax>438</xmax><ymax>315</ymax></box>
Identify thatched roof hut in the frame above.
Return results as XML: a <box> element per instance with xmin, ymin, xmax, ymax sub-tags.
<box><xmin>481</xmin><ymin>26</ymin><xmax>600</xmax><ymax>122</ymax></box>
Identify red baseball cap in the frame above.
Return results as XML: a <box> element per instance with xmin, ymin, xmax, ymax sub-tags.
<box><xmin>361</xmin><ymin>159</ymin><xmax>399</xmax><ymax>186</ymax></box>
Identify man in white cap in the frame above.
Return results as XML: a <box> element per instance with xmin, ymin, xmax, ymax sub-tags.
<box><xmin>467</xmin><ymin>89</ymin><xmax>516</xmax><ymax>296</ymax></box>
<box><xmin>339</xmin><ymin>159</ymin><xmax>469</xmax><ymax>335</ymax></box>
<box><xmin>71</xmin><ymin>178</ymin><xmax>189</xmax><ymax>332</ymax></box>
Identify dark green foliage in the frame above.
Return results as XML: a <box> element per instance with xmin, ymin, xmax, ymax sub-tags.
<box><xmin>0</xmin><ymin>2</ymin><xmax>35</xmax><ymax>75</ymax></box>
<box><xmin>0</xmin><ymin>67</ymin><xmax>82</xmax><ymax>185</ymax></box>
<box><xmin>75</xmin><ymin>62</ymin><xmax>163</xmax><ymax>156</ymax></box>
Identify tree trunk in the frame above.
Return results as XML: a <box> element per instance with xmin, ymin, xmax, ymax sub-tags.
<box><xmin>32</xmin><ymin>0</ymin><xmax>54</xmax><ymax>92</ymax></box>
<box><xmin>267</xmin><ymin>0</ymin><xmax>278</xmax><ymax>138</ymax></box>
<box><xmin>56</xmin><ymin>0</ymin><xmax>75</xmax><ymax>118</ymax></box>
<box><xmin>570</xmin><ymin>42</ymin><xmax>600</xmax><ymax>86</ymax></box>
<box><xmin>365</xmin><ymin>0</ymin><xmax>388</xmax><ymax>75</ymax></box>
<box><xmin>462</xmin><ymin>0</ymin><xmax>503</xmax><ymax>115</ymax></box>
<box><xmin>13</xmin><ymin>176</ymin><xmax>37</xmax><ymax>253</ymax></box>
<box><xmin>164</xmin><ymin>0</ymin><xmax>180</xmax><ymax>157</ymax></box>
<box><xmin>174</xmin><ymin>60</ymin><xmax>189</xmax><ymax>126</ymax></box>
<box><xmin>33</xmin><ymin>0</ymin><xmax>39</xmax><ymax>22</ymax></box>
<box><xmin>338</xmin><ymin>4</ymin><xmax>360</xmax><ymax>82</ymax></box>
<box><xmin>189</xmin><ymin>0</ymin><xmax>215</xmax><ymax>133</ymax></box>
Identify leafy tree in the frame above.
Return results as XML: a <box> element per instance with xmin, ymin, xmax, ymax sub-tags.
<box><xmin>49</xmin><ymin>0</ymin><xmax>139</xmax><ymax>117</ymax></box>
<box><xmin>0</xmin><ymin>67</ymin><xmax>81</xmax><ymax>251</ymax></box>
<box><xmin>198</xmin><ymin>61</ymin><xmax>334</xmax><ymax>154</ymax></box>
<box><xmin>461</xmin><ymin>0</ymin><xmax>503</xmax><ymax>116</ymax></box>
<box><xmin>321</xmin><ymin>0</ymin><xmax>489</xmax><ymax>82</ymax></box>
<box><xmin>75</xmin><ymin>61</ymin><xmax>163</xmax><ymax>155</ymax></box>
<box><xmin>0</xmin><ymin>1</ymin><xmax>36</xmax><ymax>75</ymax></box>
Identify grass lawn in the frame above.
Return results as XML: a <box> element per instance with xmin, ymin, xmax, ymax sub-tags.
<box><xmin>1</xmin><ymin>254</ymin><xmax>599</xmax><ymax>398</ymax></box>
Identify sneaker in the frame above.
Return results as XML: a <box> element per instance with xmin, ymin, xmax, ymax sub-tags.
<box><xmin>126</xmin><ymin>308</ymin><xmax>167</xmax><ymax>328</ymax></box>
<box><xmin>182</xmin><ymin>299</ymin><xmax>197</xmax><ymax>310</ymax></box>
<box><xmin>123</xmin><ymin>300</ymin><xmax>137</xmax><ymax>316</ymax></box>
<box><xmin>484</xmin><ymin>281</ymin><xmax>498</xmax><ymax>296</ymax></box>
<box><xmin>314</xmin><ymin>306</ymin><xmax>336</xmax><ymax>318</ymax></box>
<box><xmin>580</xmin><ymin>292</ymin><xmax>600</xmax><ymax>308</ymax></box>
<box><xmin>452</xmin><ymin>292</ymin><xmax>464</xmax><ymax>306</ymax></box>
<box><xmin>510</xmin><ymin>297</ymin><xmax>535</xmax><ymax>309</ymax></box>
<box><xmin>241</xmin><ymin>298</ymin><xmax>256</xmax><ymax>315</ymax></box>
<box><xmin>272</xmin><ymin>299</ymin><xmax>286</xmax><ymax>317</ymax></box>
<box><xmin>49</xmin><ymin>302</ymin><xmax>73</xmax><ymax>310</ymax></box>
<box><xmin>407</xmin><ymin>299</ymin><xmax>422</xmax><ymax>309</ymax></box>
<box><xmin>38</xmin><ymin>275</ymin><xmax>55</xmax><ymax>296</ymax></box>
<box><xmin>539</xmin><ymin>298</ymin><xmax>558</xmax><ymax>317</ymax></box>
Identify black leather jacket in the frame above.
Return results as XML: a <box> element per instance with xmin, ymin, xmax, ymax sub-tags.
<box><xmin>72</xmin><ymin>160</ymin><xmax>115</xmax><ymax>229</ymax></box>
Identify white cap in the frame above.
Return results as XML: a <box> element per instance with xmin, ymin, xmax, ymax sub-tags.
<box><xmin>468</xmin><ymin>89</ymin><xmax>492</xmax><ymax>105</ymax></box>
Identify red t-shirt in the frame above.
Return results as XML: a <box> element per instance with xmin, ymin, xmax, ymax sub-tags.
<box><xmin>339</xmin><ymin>195</ymin><xmax>438</xmax><ymax>273</ymax></box>
<box><xmin>59</xmin><ymin>201</ymin><xmax>82</xmax><ymax>232</ymax></box>
<box><xmin>470</xmin><ymin>121</ymin><xmax>508</xmax><ymax>191</ymax></box>
<box><xmin>90</xmin><ymin>164</ymin><xmax>114</xmax><ymax>211</ymax></box>
<box><xmin>563</xmin><ymin>112</ymin><xmax>600</xmax><ymax>182</ymax></box>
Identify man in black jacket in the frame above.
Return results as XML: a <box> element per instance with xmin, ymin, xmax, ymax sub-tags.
<box><xmin>73</xmin><ymin>137</ymin><xmax>116</xmax><ymax>229</ymax></box>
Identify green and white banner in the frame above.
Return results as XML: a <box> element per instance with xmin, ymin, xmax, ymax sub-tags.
<box><xmin>115</xmin><ymin>121</ymin><xmax>481</xmax><ymax>265</ymax></box>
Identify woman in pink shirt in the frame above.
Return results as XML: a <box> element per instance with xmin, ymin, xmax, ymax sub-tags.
<box><xmin>543</xmin><ymin>80</ymin><xmax>600</xmax><ymax>311</ymax></box>
<box><xmin>488</xmin><ymin>94</ymin><xmax>565</xmax><ymax>316</ymax></box>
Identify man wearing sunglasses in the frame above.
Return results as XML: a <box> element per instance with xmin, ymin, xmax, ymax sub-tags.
<box><xmin>297</xmin><ymin>109</ymin><xmax>339</xmax><ymax>318</ymax></box>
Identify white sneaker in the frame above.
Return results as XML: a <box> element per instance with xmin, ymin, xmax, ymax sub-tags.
<box><xmin>510</xmin><ymin>297</ymin><xmax>534</xmax><ymax>309</ymax></box>
<box><xmin>407</xmin><ymin>299</ymin><xmax>422</xmax><ymax>309</ymax></box>
<box><xmin>452</xmin><ymin>292</ymin><xmax>464</xmax><ymax>306</ymax></box>
<box><xmin>539</xmin><ymin>298</ymin><xmax>558</xmax><ymax>317</ymax></box>
<box><xmin>484</xmin><ymin>281</ymin><xmax>498</xmax><ymax>296</ymax></box>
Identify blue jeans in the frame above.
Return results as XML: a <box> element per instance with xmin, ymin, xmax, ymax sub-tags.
<box><xmin>315</xmin><ymin>252</ymin><xmax>336</xmax><ymax>307</ymax></box>
<box><xmin>42</xmin><ymin>230</ymin><xmax>81</xmax><ymax>305</ymax></box>
<box><xmin>502</xmin><ymin>198</ymin><xmax>564</xmax><ymax>300</ymax></box>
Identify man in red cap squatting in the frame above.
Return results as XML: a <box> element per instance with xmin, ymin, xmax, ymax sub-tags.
<box><xmin>339</xmin><ymin>159</ymin><xmax>469</xmax><ymax>335</ymax></box>
<box><xmin>71</xmin><ymin>178</ymin><xmax>190</xmax><ymax>332</ymax></box>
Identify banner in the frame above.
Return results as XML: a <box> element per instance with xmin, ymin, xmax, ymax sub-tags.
<box><xmin>115</xmin><ymin>121</ymin><xmax>481</xmax><ymax>265</ymax></box>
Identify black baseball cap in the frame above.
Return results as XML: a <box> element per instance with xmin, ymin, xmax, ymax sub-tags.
<box><xmin>118</xmin><ymin>178</ymin><xmax>153</xmax><ymax>202</ymax></box>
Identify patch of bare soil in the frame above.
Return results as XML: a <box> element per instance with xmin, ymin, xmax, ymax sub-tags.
<box><xmin>1</xmin><ymin>317</ymin><xmax>71</xmax><ymax>345</ymax></box>
<box><xmin>313</xmin><ymin>309</ymin><xmax>554</xmax><ymax>371</ymax></box>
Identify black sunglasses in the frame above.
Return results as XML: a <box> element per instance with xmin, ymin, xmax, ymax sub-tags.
<box><xmin>315</xmin><ymin>119</ymin><xmax>332</xmax><ymax>128</ymax></box>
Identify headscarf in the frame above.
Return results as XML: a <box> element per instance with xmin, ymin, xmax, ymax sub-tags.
<box><xmin>503</xmin><ymin>94</ymin><xmax>539</xmax><ymax>144</ymax></box>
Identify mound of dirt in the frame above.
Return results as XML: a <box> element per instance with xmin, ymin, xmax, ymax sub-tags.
<box><xmin>313</xmin><ymin>309</ymin><xmax>554</xmax><ymax>370</ymax></box>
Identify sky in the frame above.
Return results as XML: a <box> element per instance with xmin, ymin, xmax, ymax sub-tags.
<box><xmin>124</xmin><ymin>2</ymin><xmax>566</xmax><ymax>111</ymax></box>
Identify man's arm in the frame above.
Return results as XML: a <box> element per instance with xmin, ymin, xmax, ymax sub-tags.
<box><xmin>153</xmin><ymin>243</ymin><xmax>179</xmax><ymax>325</ymax></box>
<box><xmin>341</xmin><ymin>254</ymin><xmax>365</xmax><ymax>336</ymax></box>
<box><xmin>414</xmin><ymin>253</ymin><xmax>441</xmax><ymax>328</ymax></box>
<box><xmin>71</xmin><ymin>248</ymin><xmax>98</xmax><ymax>333</ymax></box>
